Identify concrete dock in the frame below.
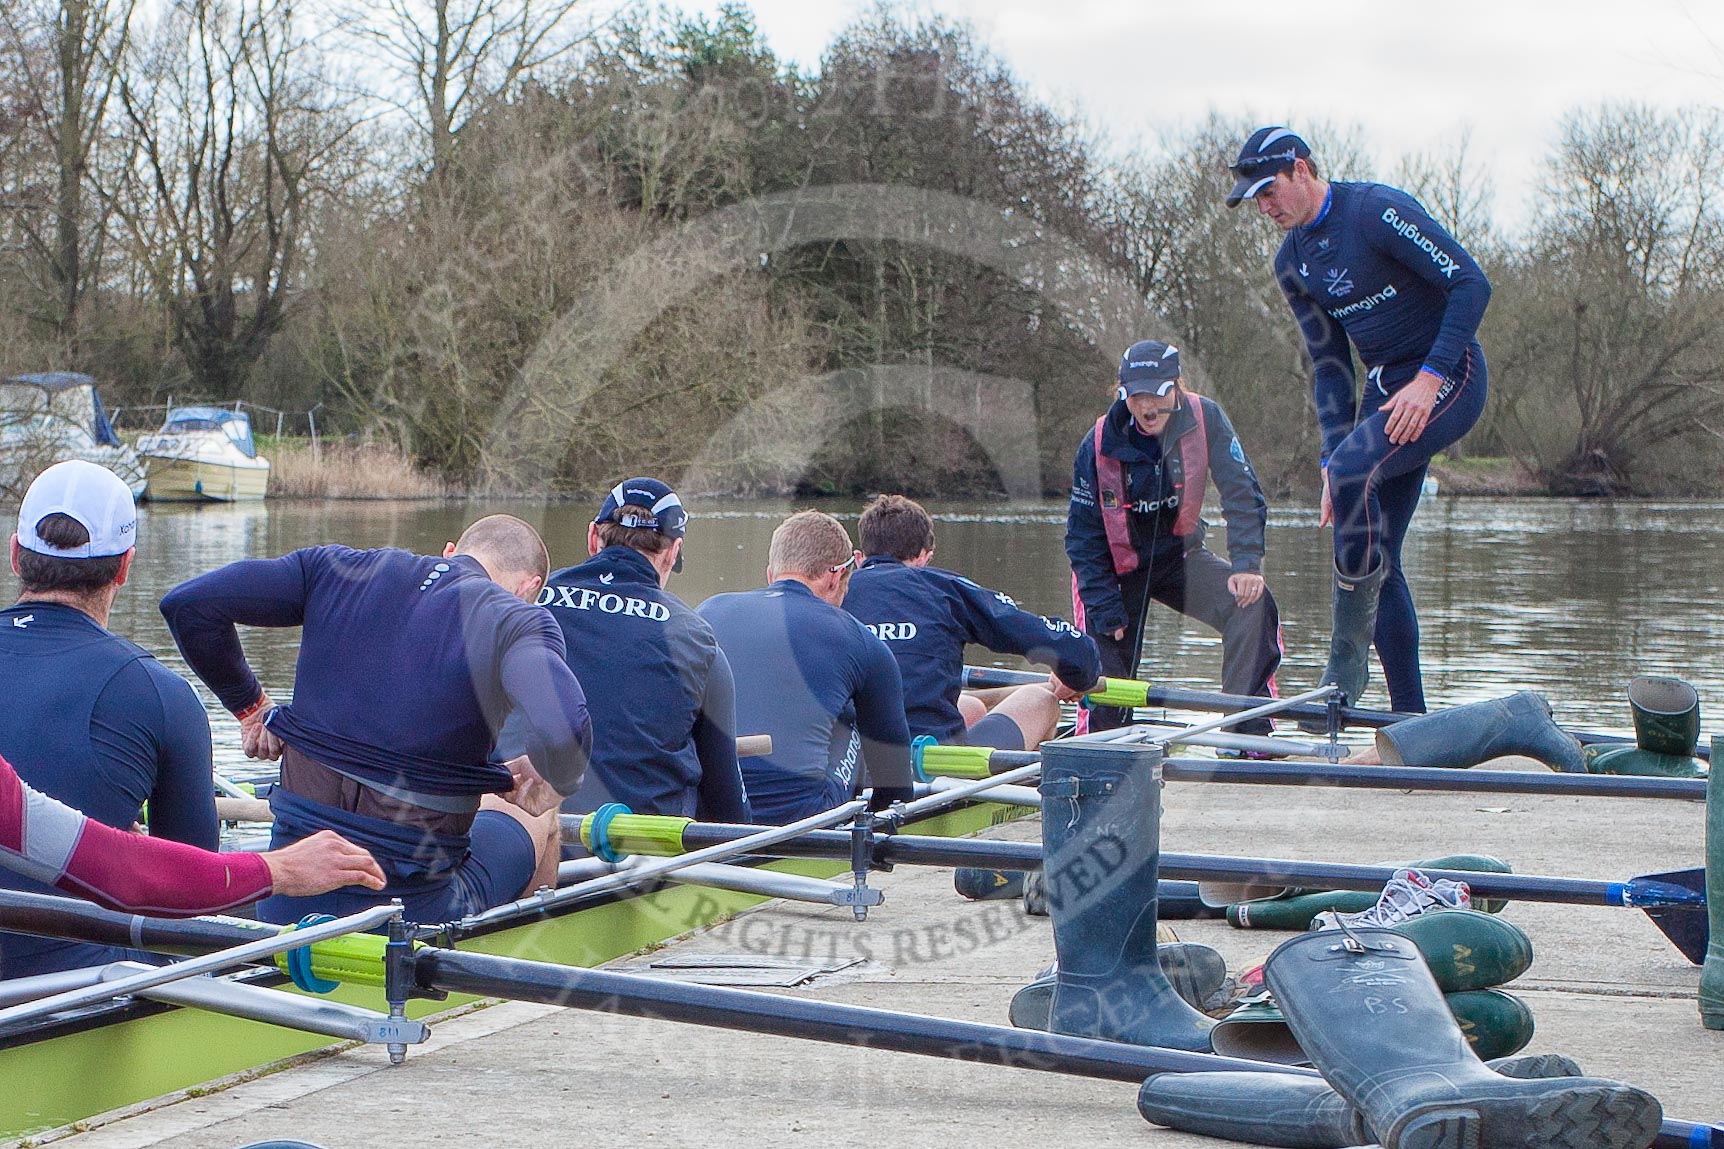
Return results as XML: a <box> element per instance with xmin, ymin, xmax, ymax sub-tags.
<box><xmin>41</xmin><ymin>762</ymin><xmax>1720</xmax><ymax>1149</ymax></box>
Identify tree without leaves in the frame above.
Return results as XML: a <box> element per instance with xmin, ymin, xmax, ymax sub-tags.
<box><xmin>108</xmin><ymin>0</ymin><xmax>355</xmax><ymax>397</ymax></box>
<box><xmin>0</xmin><ymin>0</ymin><xmax>136</xmax><ymax>352</ymax></box>
<box><xmin>1489</xmin><ymin>105</ymin><xmax>1724</xmax><ymax>493</ymax></box>
<box><xmin>347</xmin><ymin>0</ymin><xmax>590</xmax><ymax>186</ymax></box>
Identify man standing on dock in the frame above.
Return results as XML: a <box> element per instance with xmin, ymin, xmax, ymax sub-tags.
<box><xmin>1227</xmin><ymin>125</ymin><xmax>1490</xmax><ymax>712</ymax></box>
<box><xmin>0</xmin><ymin>461</ymin><xmax>223</xmax><ymax>976</ymax></box>
<box><xmin>843</xmin><ymin>494</ymin><xmax>1099</xmax><ymax>750</ymax></box>
<box><xmin>161</xmin><ymin>514</ymin><xmax>592</xmax><ymax>924</ymax></box>
<box><xmin>498</xmin><ymin>478</ymin><xmax>750</xmax><ymax>824</ymax></box>
<box><xmin>700</xmin><ymin>511</ymin><xmax>916</xmax><ymax>823</ymax></box>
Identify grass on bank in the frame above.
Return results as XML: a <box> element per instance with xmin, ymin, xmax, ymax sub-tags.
<box><xmin>256</xmin><ymin>435</ymin><xmax>447</xmax><ymax>500</ymax></box>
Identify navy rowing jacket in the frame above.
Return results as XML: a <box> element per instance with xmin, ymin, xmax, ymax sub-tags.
<box><xmin>0</xmin><ymin>602</ymin><xmax>218</xmax><ymax>976</ymax></box>
<box><xmin>842</xmin><ymin>559</ymin><xmax>1099</xmax><ymax>741</ymax></box>
<box><xmin>1068</xmin><ymin>396</ymin><xmax>1268</xmax><ymax>635</ymax></box>
<box><xmin>496</xmin><ymin>545</ymin><xmax>749</xmax><ymax>823</ymax></box>
<box><xmin>1274</xmin><ymin>181</ymin><xmax>1491</xmax><ymax>461</ymax></box>
<box><xmin>699</xmin><ymin>580</ymin><xmax>912</xmax><ymax>824</ymax></box>
<box><xmin>161</xmin><ymin>546</ymin><xmax>592</xmax><ymax>802</ymax></box>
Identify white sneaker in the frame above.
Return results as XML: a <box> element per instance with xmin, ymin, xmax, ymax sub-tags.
<box><xmin>1311</xmin><ymin>868</ymin><xmax>1472</xmax><ymax>931</ymax></box>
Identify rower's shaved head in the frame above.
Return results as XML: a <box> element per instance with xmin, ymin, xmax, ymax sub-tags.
<box><xmin>768</xmin><ymin>511</ymin><xmax>853</xmax><ymax>578</ymax></box>
<box><xmin>454</xmin><ymin>515</ymin><xmax>549</xmax><ymax>582</ymax></box>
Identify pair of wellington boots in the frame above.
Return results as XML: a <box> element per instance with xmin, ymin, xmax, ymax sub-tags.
<box><xmin>1147</xmin><ymin>928</ymin><xmax>1661</xmax><ymax>1149</ymax></box>
<box><xmin>1016</xmin><ymin>739</ymin><xmax>1214</xmax><ymax>1051</ymax></box>
<box><xmin>1584</xmin><ymin>675</ymin><xmax>1707</xmax><ymax>777</ymax></box>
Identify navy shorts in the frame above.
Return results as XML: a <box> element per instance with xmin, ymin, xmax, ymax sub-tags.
<box><xmin>258</xmin><ymin>810</ymin><xmax>537</xmax><ymax>927</ymax></box>
<box><xmin>960</xmin><ymin>712</ymin><xmax>1026</xmax><ymax>752</ymax></box>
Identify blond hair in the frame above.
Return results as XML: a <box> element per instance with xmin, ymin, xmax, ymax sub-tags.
<box><xmin>768</xmin><ymin>510</ymin><xmax>853</xmax><ymax>577</ymax></box>
<box><xmin>453</xmin><ymin>514</ymin><xmax>549</xmax><ymax>581</ymax></box>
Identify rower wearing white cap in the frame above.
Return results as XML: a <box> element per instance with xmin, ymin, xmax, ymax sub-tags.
<box><xmin>0</xmin><ymin>461</ymin><xmax>222</xmax><ymax>977</ymax></box>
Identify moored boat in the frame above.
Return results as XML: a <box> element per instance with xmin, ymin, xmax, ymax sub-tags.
<box><xmin>137</xmin><ymin>406</ymin><xmax>270</xmax><ymax>502</ymax></box>
<box><xmin>0</xmin><ymin>373</ymin><xmax>147</xmax><ymax>499</ymax></box>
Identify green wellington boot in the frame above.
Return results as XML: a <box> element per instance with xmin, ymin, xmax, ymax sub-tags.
<box><xmin>1264</xmin><ymin>929</ymin><xmax>1660</xmax><ymax>1149</ymax></box>
<box><xmin>1033</xmin><ymin>739</ymin><xmax>1214</xmax><ymax>1051</ymax></box>
<box><xmin>1375</xmin><ymin>691</ymin><xmax>1586</xmax><ymax>772</ymax></box>
<box><xmin>1702</xmin><ymin>734</ymin><xmax>1724</xmax><ymax>1030</ymax></box>
<box><xmin>1210</xmin><ymin>985</ymin><xmax>1537</xmax><ymax>1065</ymax></box>
<box><xmin>1586</xmin><ymin>676</ymin><xmax>1706</xmax><ymax>777</ymax></box>
<box><xmin>1323</xmin><ymin>561</ymin><xmax>1389</xmax><ymax>707</ymax></box>
<box><xmin>1212</xmin><ymin>911</ymin><xmax>1536</xmax><ymax>1063</ymax></box>
<box><xmin>1137</xmin><ymin>1053</ymin><xmax>1584</xmax><ymax>1149</ymax></box>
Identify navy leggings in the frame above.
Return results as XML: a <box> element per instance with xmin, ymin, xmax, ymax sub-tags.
<box><xmin>1326</xmin><ymin>343</ymin><xmax>1487</xmax><ymax>713</ymax></box>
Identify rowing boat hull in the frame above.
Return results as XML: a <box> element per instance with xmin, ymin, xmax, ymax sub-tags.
<box><xmin>0</xmin><ymin>800</ymin><xmax>1022</xmax><ymax>1140</ymax></box>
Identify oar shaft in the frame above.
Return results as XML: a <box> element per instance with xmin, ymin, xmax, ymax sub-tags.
<box><xmin>0</xmin><ymin>890</ymin><xmax>273</xmax><ymax>956</ymax></box>
<box><xmin>961</xmin><ymin>667</ymin><xmax>1713</xmax><ymax>759</ymax></box>
<box><xmin>1160</xmin><ymin>758</ymin><xmax>1707</xmax><ymax>801</ymax></box>
<box><xmin>412</xmin><ymin>948</ymin><xmax>1311</xmax><ymax>1082</ymax></box>
<box><xmin>670</xmin><ymin>824</ymin><xmax>1690</xmax><ymax>907</ymax></box>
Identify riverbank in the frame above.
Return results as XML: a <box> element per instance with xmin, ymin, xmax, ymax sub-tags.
<box><xmin>262</xmin><ymin>438</ymin><xmax>447</xmax><ymax>499</ymax></box>
<box><xmin>249</xmin><ymin>444</ymin><xmax>1554</xmax><ymax>503</ymax></box>
<box><xmin>36</xmin><ymin>762</ymin><xmax>1714</xmax><ymax>1149</ymax></box>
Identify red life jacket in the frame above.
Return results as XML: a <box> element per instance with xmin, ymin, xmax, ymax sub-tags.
<box><xmin>1092</xmin><ymin>393</ymin><xmax>1208</xmax><ymax>576</ymax></box>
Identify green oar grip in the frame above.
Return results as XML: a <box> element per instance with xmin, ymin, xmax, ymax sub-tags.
<box><xmin>911</xmin><ymin>737</ymin><xmax>995</xmax><ymax>782</ymax></box>
<box><xmin>1085</xmin><ymin>677</ymin><xmax>1150</xmax><ymax>709</ymax></box>
<box><xmin>578</xmin><ymin>807</ymin><xmax>692</xmax><ymax>860</ymax></box>
<box><xmin>273</xmin><ymin>930</ymin><xmax>391</xmax><ymax>989</ymax></box>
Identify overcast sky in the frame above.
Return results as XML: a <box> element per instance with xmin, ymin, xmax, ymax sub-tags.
<box><xmin>680</xmin><ymin>0</ymin><xmax>1724</xmax><ymax>234</ymax></box>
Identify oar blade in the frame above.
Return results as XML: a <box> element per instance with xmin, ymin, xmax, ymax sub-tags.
<box><xmin>1637</xmin><ymin>867</ymin><xmax>1709</xmax><ymax>965</ymax></box>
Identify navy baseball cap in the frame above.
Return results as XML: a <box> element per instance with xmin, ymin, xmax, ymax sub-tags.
<box><xmin>1226</xmin><ymin>126</ymin><xmax>1311</xmax><ymax>207</ymax></box>
<box><xmin>1117</xmin><ymin>340</ymin><xmax>1182</xmax><ymax>398</ymax></box>
<box><xmin>595</xmin><ymin>478</ymin><xmax>688</xmax><ymax>570</ymax></box>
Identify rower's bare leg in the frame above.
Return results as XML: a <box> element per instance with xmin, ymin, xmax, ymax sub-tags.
<box><xmin>993</xmin><ymin>684</ymin><xmax>1061</xmax><ymax>748</ymax></box>
<box><xmin>963</xmin><ymin>686</ymin><xmax>1018</xmax><ymax>710</ymax></box>
<box><xmin>480</xmin><ymin>794</ymin><xmax>562</xmax><ymax>896</ymax></box>
<box><xmin>958</xmin><ymin>693</ymin><xmax>988</xmax><ymax>728</ymax></box>
<box><xmin>1344</xmin><ymin>736</ymin><xmax>1384</xmax><ymax>765</ymax></box>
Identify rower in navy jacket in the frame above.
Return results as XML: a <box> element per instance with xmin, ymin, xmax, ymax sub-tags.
<box><xmin>160</xmin><ymin>515</ymin><xmax>592</xmax><ymax>925</ymax></box>
<box><xmin>1068</xmin><ymin>340</ymin><xmax>1283</xmax><ymax>733</ymax></box>
<box><xmin>1227</xmin><ymin>126</ymin><xmax>1490</xmax><ymax>713</ymax></box>
<box><xmin>496</xmin><ymin>478</ymin><xmax>749</xmax><ymax>824</ymax></box>
<box><xmin>0</xmin><ymin>462</ymin><xmax>227</xmax><ymax>974</ymax></box>
<box><xmin>699</xmin><ymin>511</ymin><xmax>916</xmax><ymax>824</ymax></box>
<box><xmin>843</xmin><ymin>494</ymin><xmax>1099</xmax><ymax>750</ymax></box>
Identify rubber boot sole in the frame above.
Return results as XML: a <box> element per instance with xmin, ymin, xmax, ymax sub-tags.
<box><xmin>1387</xmin><ymin>1082</ymin><xmax>1661</xmax><ymax>1149</ymax></box>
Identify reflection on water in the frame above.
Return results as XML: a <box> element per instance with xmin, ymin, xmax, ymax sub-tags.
<box><xmin>28</xmin><ymin>495</ymin><xmax>1724</xmax><ymax>785</ymax></box>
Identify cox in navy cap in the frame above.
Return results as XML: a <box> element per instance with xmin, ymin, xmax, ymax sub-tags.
<box><xmin>595</xmin><ymin>477</ymin><xmax>688</xmax><ymax>571</ymax></box>
<box><xmin>1117</xmin><ymin>340</ymin><xmax>1182</xmax><ymax>399</ymax></box>
<box><xmin>1226</xmin><ymin>126</ymin><xmax>1311</xmax><ymax>208</ymax></box>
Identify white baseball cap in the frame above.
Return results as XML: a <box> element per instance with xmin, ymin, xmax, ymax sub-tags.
<box><xmin>17</xmin><ymin>460</ymin><xmax>138</xmax><ymax>557</ymax></box>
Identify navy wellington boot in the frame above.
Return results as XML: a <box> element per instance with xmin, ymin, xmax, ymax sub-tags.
<box><xmin>1375</xmin><ymin>691</ymin><xmax>1586</xmax><ymax>773</ymax></box>
<box><xmin>1007</xmin><ymin>941</ymin><xmax>1228</xmax><ymax>1028</ymax></box>
<box><xmin>1264</xmin><ymin>928</ymin><xmax>1660</xmax><ymax>1149</ymax></box>
<box><xmin>1137</xmin><ymin>1055</ymin><xmax>1585</xmax><ymax>1149</ymax></box>
<box><xmin>1036</xmin><ymin>739</ymin><xmax>1214</xmax><ymax>1051</ymax></box>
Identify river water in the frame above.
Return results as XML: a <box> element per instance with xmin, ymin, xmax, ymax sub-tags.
<box><xmin>67</xmin><ymin>494</ymin><xmax>1724</xmax><ymax>786</ymax></box>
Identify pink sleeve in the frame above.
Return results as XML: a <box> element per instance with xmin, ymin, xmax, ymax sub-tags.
<box><xmin>0</xmin><ymin>752</ymin><xmax>274</xmax><ymax>916</ymax></box>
